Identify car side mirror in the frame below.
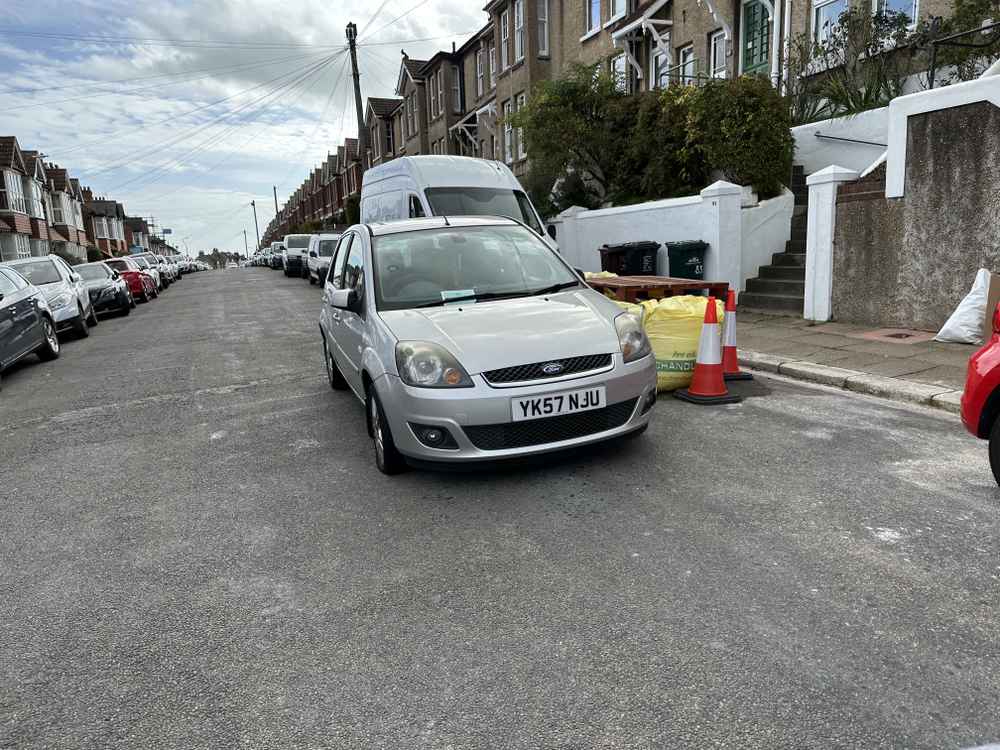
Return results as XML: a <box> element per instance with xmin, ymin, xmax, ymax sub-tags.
<box><xmin>574</xmin><ymin>267</ymin><xmax>586</xmax><ymax>279</ymax></box>
<box><xmin>70</xmin><ymin>272</ymin><xmax>81</xmax><ymax>282</ymax></box>
<box><xmin>547</xmin><ymin>225</ymin><xmax>557</xmax><ymax>240</ymax></box>
<box><xmin>309</xmin><ymin>250</ymin><xmax>317</xmax><ymax>257</ymax></box>
<box><xmin>330</xmin><ymin>288</ymin><xmax>357</xmax><ymax>310</ymax></box>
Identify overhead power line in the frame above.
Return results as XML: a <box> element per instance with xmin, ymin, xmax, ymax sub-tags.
<box><xmin>359</xmin><ymin>0</ymin><xmax>436</xmax><ymax>42</ymax></box>
<box><xmin>0</xmin><ymin>28</ymin><xmax>343</xmax><ymax>49</ymax></box>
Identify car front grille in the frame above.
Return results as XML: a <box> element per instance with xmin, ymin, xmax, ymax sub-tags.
<box><xmin>482</xmin><ymin>353</ymin><xmax>613</xmax><ymax>385</ymax></box>
<box><xmin>462</xmin><ymin>398</ymin><xmax>638</xmax><ymax>451</ymax></box>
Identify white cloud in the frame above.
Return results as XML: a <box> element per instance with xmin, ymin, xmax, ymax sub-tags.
<box><xmin>0</xmin><ymin>0</ymin><xmax>486</xmax><ymax>253</ymax></box>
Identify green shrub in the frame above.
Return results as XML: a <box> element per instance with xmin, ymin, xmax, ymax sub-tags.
<box><xmin>687</xmin><ymin>76</ymin><xmax>794</xmax><ymax>199</ymax></box>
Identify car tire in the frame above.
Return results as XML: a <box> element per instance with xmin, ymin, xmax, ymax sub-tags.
<box><xmin>72</xmin><ymin>304</ymin><xmax>89</xmax><ymax>338</ymax></box>
<box><xmin>324</xmin><ymin>338</ymin><xmax>349</xmax><ymax>391</ymax></box>
<box><xmin>989</xmin><ymin>418</ymin><xmax>1000</xmax><ymax>486</ymax></box>
<box><xmin>87</xmin><ymin>303</ymin><xmax>99</xmax><ymax>327</ymax></box>
<box><xmin>309</xmin><ymin>275</ymin><xmax>316</xmax><ymax>285</ymax></box>
<box><xmin>120</xmin><ymin>293</ymin><xmax>131</xmax><ymax>316</ymax></box>
<box><xmin>367</xmin><ymin>388</ymin><xmax>407</xmax><ymax>475</ymax></box>
<box><xmin>35</xmin><ymin>316</ymin><xmax>61</xmax><ymax>361</ymax></box>
<box><xmin>129</xmin><ymin>292</ymin><xmax>137</xmax><ymax>308</ymax></box>
<box><xmin>152</xmin><ymin>286</ymin><xmax>159</xmax><ymax>299</ymax></box>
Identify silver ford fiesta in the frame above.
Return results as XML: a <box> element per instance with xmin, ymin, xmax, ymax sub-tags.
<box><xmin>318</xmin><ymin>215</ymin><xmax>657</xmax><ymax>474</ymax></box>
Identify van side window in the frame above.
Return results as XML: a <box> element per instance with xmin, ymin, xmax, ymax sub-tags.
<box><xmin>408</xmin><ymin>195</ymin><xmax>426</xmax><ymax>218</ymax></box>
<box><xmin>329</xmin><ymin>235</ymin><xmax>353</xmax><ymax>289</ymax></box>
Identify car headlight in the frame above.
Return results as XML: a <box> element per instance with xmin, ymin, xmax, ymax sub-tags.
<box><xmin>395</xmin><ymin>341</ymin><xmax>473</xmax><ymax>388</ymax></box>
<box><xmin>50</xmin><ymin>293</ymin><xmax>73</xmax><ymax>309</ymax></box>
<box><xmin>615</xmin><ymin>313</ymin><xmax>651</xmax><ymax>363</ymax></box>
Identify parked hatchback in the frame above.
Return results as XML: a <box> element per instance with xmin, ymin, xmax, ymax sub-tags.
<box><xmin>1</xmin><ymin>255</ymin><xmax>97</xmax><ymax>338</ymax></box>
<box><xmin>307</xmin><ymin>233</ymin><xmax>340</xmax><ymax>285</ymax></box>
<box><xmin>961</xmin><ymin>302</ymin><xmax>1000</xmax><ymax>484</ymax></box>
<box><xmin>0</xmin><ymin>266</ymin><xmax>60</xmax><ymax>389</ymax></box>
<box><xmin>318</xmin><ymin>216</ymin><xmax>657</xmax><ymax>474</ymax></box>
<box><xmin>105</xmin><ymin>257</ymin><xmax>158</xmax><ymax>302</ymax></box>
<box><xmin>76</xmin><ymin>261</ymin><xmax>133</xmax><ymax>316</ymax></box>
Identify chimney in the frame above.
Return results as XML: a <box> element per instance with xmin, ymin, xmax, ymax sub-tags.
<box><xmin>452</xmin><ymin>41</ymin><xmax>456</xmax><ymax>53</ymax></box>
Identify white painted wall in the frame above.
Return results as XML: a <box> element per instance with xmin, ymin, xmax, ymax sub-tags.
<box><xmin>740</xmin><ymin>189</ymin><xmax>794</xmax><ymax>289</ymax></box>
<box><xmin>550</xmin><ymin>181</ymin><xmax>787</xmax><ymax>293</ymax></box>
<box><xmin>791</xmin><ymin>107</ymin><xmax>889</xmax><ymax>175</ymax></box>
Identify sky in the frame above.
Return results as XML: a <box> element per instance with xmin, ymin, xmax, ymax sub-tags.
<box><xmin>0</xmin><ymin>0</ymin><xmax>486</xmax><ymax>255</ymax></box>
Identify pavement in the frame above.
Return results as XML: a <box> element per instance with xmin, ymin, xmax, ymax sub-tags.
<box><xmin>737</xmin><ymin>312</ymin><xmax>978</xmax><ymax>415</ymax></box>
<box><xmin>2</xmin><ymin>268</ymin><xmax>1000</xmax><ymax>749</ymax></box>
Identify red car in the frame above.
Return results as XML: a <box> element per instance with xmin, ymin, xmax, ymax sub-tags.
<box><xmin>961</xmin><ymin>302</ymin><xmax>1000</xmax><ymax>483</ymax></box>
<box><xmin>105</xmin><ymin>257</ymin><xmax>158</xmax><ymax>302</ymax></box>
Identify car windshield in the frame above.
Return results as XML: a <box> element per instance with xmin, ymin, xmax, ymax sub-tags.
<box><xmin>76</xmin><ymin>264</ymin><xmax>109</xmax><ymax>280</ymax></box>
<box><xmin>106</xmin><ymin>260</ymin><xmax>130</xmax><ymax>272</ymax></box>
<box><xmin>10</xmin><ymin>260</ymin><xmax>60</xmax><ymax>285</ymax></box>
<box><xmin>286</xmin><ymin>236</ymin><xmax>311</xmax><ymax>248</ymax></box>
<box><xmin>424</xmin><ymin>188</ymin><xmax>543</xmax><ymax>234</ymax></box>
<box><xmin>318</xmin><ymin>239</ymin><xmax>338</xmax><ymax>257</ymax></box>
<box><xmin>373</xmin><ymin>225</ymin><xmax>578</xmax><ymax>312</ymax></box>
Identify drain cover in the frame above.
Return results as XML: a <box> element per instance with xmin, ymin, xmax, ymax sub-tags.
<box><xmin>885</xmin><ymin>332</ymin><xmax>914</xmax><ymax>339</ymax></box>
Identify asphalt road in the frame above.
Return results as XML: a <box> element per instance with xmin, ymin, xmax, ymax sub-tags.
<box><xmin>2</xmin><ymin>268</ymin><xmax>999</xmax><ymax>750</ymax></box>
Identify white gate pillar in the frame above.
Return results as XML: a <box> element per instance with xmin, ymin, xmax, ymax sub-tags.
<box><xmin>804</xmin><ymin>165</ymin><xmax>858</xmax><ymax>322</ymax></box>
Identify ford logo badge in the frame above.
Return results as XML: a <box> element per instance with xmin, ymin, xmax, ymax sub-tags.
<box><xmin>541</xmin><ymin>362</ymin><xmax>564</xmax><ymax>375</ymax></box>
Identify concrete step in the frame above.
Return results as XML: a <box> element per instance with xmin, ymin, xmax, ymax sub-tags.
<box><xmin>785</xmin><ymin>239</ymin><xmax>807</xmax><ymax>253</ymax></box>
<box><xmin>746</xmin><ymin>277</ymin><xmax>805</xmax><ymax>296</ymax></box>
<box><xmin>739</xmin><ymin>291</ymin><xmax>804</xmax><ymax>313</ymax></box>
<box><xmin>756</xmin><ymin>264</ymin><xmax>806</xmax><ymax>280</ymax></box>
<box><xmin>772</xmin><ymin>252</ymin><xmax>807</xmax><ymax>267</ymax></box>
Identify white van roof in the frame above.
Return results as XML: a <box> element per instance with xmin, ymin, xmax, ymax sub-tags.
<box><xmin>362</xmin><ymin>155</ymin><xmax>520</xmax><ymax>191</ymax></box>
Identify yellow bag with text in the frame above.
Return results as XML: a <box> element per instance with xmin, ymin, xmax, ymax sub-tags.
<box><xmin>638</xmin><ymin>295</ymin><xmax>724</xmax><ymax>392</ymax></box>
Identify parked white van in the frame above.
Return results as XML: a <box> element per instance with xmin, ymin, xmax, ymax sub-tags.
<box><xmin>282</xmin><ymin>234</ymin><xmax>313</xmax><ymax>279</ymax></box>
<box><xmin>306</xmin><ymin>232</ymin><xmax>341</xmax><ymax>285</ymax></box>
<box><xmin>360</xmin><ymin>156</ymin><xmax>552</xmax><ymax>246</ymax></box>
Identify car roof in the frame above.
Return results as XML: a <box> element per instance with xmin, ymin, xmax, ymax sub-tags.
<box><xmin>365</xmin><ymin>215</ymin><xmax>518</xmax><ymax>237</ymax></box>
<box><xmin>4</xmin><ymin>256</ymin><xmax>56</xmax><ymax>267</ymax></box>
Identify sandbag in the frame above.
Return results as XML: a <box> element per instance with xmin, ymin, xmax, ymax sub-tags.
<box><xmin>935</xmin><ymin>268</ymin><xmax>989</xmax><ymax>344</ymax></box>
<box><xmin>639</xmin><ymin>295</ymin><xmax>724</xmax><ymax>392</ymax></box>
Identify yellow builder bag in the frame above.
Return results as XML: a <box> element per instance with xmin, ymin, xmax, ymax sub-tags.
<box><xmin>639</xmin><ymin>295</ymin><xmax>724</xmax><ymax>392</ymax></box>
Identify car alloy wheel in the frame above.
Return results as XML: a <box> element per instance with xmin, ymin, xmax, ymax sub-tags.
<box><xmin>73</xmin><ymin>304</ymin><xmax>89</xmax><ymax>338</ymax></box>
<box><xmin>367</xmin><ymin>391</ymin><xmax>406</xmax><ymax>475</ymax></box>
<box><xmin>37</xmin><ymin>317</ymin><xmax>60</xmax><ymax>360</ymax></box>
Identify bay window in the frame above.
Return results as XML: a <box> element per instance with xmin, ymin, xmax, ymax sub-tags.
<box><xmin>3</xmin><ymin>170</ymin><xmax>27</xmax><ymax>213</ymax></box>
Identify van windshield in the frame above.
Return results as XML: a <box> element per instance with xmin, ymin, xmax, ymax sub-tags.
<box><xmin>424</xmin><ymin>188</ymin><xmax>543</xmax><ymax>234</ymax></box>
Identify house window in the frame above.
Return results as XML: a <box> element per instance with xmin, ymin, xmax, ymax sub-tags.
<box><xmin>501</xmin><ymin>11</ymin><xmax>510</xmax><ymax>69</ymax></box>
<box><xmin>538</xmin><ymin>0</ymin><xmax>550</xmax><ymax>55</ymax></box>
<box><xmin>516</xmin><ymin>93</ymin><xmax>527</xmax><ymax>160</ymax></box>
<box><xmin>874</xmin><ymin>0</ymin><xmax>918</xmax><ymax>25</ymax></box>
<box><xmin>3</xmin><ymin>170</ymin><xmax>27</xmax><ymax>214</ymax></box>
<box><xmin>52</xmin><ymin>195</ymin><xmax>65</xmax><ymax>224</ymax></box>
<box><xmin>385</xmin><ymin>121</ymin><xmax>394</xmax><ymax>154</ymax></box>
<box><xmin>371</xmin><ymin>126</ymin><xmax>379</xmax><ymax>158</ymax></box>
<box><xmin>503</xmin><ymin>100</ymin><xmax>513</xmax><ymax>163</ymax></box>
<box><xmin>428</xmin><ymin>75</ymin><xmax>438</xmax><ymax>118</ymax></box>
<box><xmin>26</xmin><ymin>180</ymin><xmax>44</xmax><ymax>219</ymax></box>
<box><xmin>452</xmin><ymin>65</ymin><xmax>462</xmax><ymax>113</ymax></box>
<box><xmin>476</xmin><ymin>49</ymin><xmax>485</xmax><ymax>96</ymax></box>
<box><xmin>742</xmin><ymin>0</ymin><xmax>771</xmax><ymax>72</ymax></box>
<box><xmin>710</xmin><ymin>31</ymin><xmax>727</xmax><ymax>78</ymax></box>
<box><xmin>514</xmin><ymin>0</ymin><xmax>525</xmax><ymax>61</ymax></box>
<box><xmin>650</xmin><ymin>44</ymin><xmax>670</xmax><ymax>89</ymax></box>
<box><xmin>812</xmin><ymin>0</ymin><xmax>843</xmax><ymax>45</ymax></box>
<box><xmin>437</xmin><ymin>68</ymin><xmax>445</xmax><ymax>116</ymax></box>
<box><xmin>610</xmin><ymin>0</ymin><xmax>625</xmax><ymax>20</ymax></box>
<box><xmin>586</xmin><ymin>0</ymin><xmax>600</xmax><ymax>33</ymax></box>
<box><xmin>611</xmin><ymin>53</ymin><xmax>627</xmax><ymax>91</ymax></box>
<box><xmin>679</xmin><ymin>45</ymin><xmax>695</xmax><ymax>84</ymax></box>
<box><xmin>74</xmin><ymin>202</ymin><xmax>84</xmax><ymax>230</ymax></box>
<box><xmin>15</xmin><ymin>233</ymin><xmax>30</xmax><ymax>258</ymax></box>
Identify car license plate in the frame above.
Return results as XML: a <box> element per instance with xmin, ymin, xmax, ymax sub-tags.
<box><xmin>511</xmin><ymin>386</ymin><xmax>606</xmax><ymax>422</ymax></box>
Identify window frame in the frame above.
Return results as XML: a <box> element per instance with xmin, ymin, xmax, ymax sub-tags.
<box><xmin>609</xmin><ymin>0</ymin><xmax>626</xmax><ymax>23</ymax></box>
<box><xmin>741</xmin><ymin>0</ymin><xmax>772</xmax><ymax>73</ymax></box>
<box><xmin>679</xmin><ymin>44</ymin><xmax>696</xmax><ymax>85</ymax></box>
<box><xmin>811</xmin><ymin>0</ymin><xmax>845</xmax><ymax>46</ymax></box>
<box><xmin>538</xmin><ymin>0</ymin><xmax>550</xmax><ymax>56</ymax></box>
<box><xmin>873</xmin><ymin>0</ymin><xmax>918</xmax><ymax>27</ymax></box>
<box><xmin>503</xmin><ymin>100</ymin><xmax>514</xmax><ymax>164</ymax></box>
<box><xmin>611</xmin><ymin>52</ymin><xmax>628</xmax><ymax>92</ymax></box>
<box><xmin>649</xmin><ymin>44</ymin><xmax>670</xmax><ymax>89</ymax></box>
<box><xmin>500</xmin><ymin>11</ymin><xmax>510</xmax><ymax>70</ymax></box>
<box><xmin>328</xmin><ymin>234</ymin><xmax>353</xmax><ymax>289</ymax></box>
<box><xmin>476</xmin><ymin>49</ymin><xmax>485</xmax><ymax>96</ymax></box>
<box><xmin>710</xmin><ymin>30</ymin><xmax>727</xmax><ymax>78</ymax></box>
<box><xmin>489</xmin><ymin>43</ymin><xmax>498</xmax><ymax>87</ymax></box>
<box><xmin>586</xmin><ymin>0</ymin><xmax>601</xmax><ymax>33</ymax></box>
<box><xmin>516</xmin><ymin>93</ymin><xmax>527</xmax><ymax>160</ymax></box>
<box><xmin>514</xmin><ymin>0</ymin><xmax>525</xmax><ymax>61</ymax></box>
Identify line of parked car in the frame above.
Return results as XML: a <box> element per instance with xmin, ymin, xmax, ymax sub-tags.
<box><xmin>0</xmin><ymin>250</ymin><xmax>208</xmax><ymax>389</ymax></box>
<box><xmin>250</xmin><ymin>232</ymin><xmax>340</xmax><ymax>286</ymax></box>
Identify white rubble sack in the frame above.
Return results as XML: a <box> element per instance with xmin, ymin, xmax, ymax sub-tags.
<box><xmin>935</xmin><ymin>268</ymin><xmax>990</xmax><ymax>345</ymax></box>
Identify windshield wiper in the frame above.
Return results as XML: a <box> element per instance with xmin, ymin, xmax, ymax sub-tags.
<box><xmin>529</xmin><ymin>281</ymin><xmax>580</xmax><ymax>296</ymax></box>
<box><xmin>415</xmin><ymin>290</ymin><xmax>533</xmax><ymax>308</ymax></box>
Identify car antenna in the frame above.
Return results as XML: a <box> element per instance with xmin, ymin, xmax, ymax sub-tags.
<box><xmin>442</xmin><ymin>214</ymin><xmax>451</xmax><ymax>226</ymax></box>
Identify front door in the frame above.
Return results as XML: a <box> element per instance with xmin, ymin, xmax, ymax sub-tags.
<box><xmin>741</xmin><ymin>0</ymin><xmax>771</xmax><ymax>75</ymax></box>
<box><xmin>335</xmin><ymin>234</ymin><xmax>368</xmax><ymax>396</ymax></box>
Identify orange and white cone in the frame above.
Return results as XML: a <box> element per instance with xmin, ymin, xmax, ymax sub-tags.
<box><xmin>723</xmin><ymin>288</ymin><xmax>753</xmax><ymax>382</ymax></box>
<box><xmin>674</xmin><ymin>296</ymin><xmax>742</xmax><ymax>405</ymax></box>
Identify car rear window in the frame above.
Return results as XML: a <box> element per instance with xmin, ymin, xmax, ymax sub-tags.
<box><xmin>318</xmin><ymin>240</ymin><xmax>338</xmax><ymax>257</ymax></box>
<box><xmin>286</xmin><ymin>236</ymin><xmax>311</xmax><ymax>248</ymax></box>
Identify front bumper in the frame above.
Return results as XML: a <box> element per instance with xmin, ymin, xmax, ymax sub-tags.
<box><xmin>50</xmin><ymin>302</ymin><xmax>81</xmax><ymax>327</ymax></box>
<box><xmin>285</xmin><ymin>256</ymin><xmax>304</xmax><ymax>270</ymax></box>
<box><xmin>375</xmin><ymin>353</ymin><xmax>657</xmax><ymax>463</ymax></box>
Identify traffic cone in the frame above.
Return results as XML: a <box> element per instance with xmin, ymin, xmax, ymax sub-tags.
<box><xmin>674</xmin><ymin>296</ymin><xmax>742</xmax><ymax>405</ymax></box>
<box><xmin>722</xmin><ymin>288</ymin><xmax>753</xmax><ymax>382</ymax></box>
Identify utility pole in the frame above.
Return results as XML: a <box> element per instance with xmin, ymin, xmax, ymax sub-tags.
<box><xmin>243</xmin><ymin>229</ymin><xmax>249</xmax><ymax>257</ymax></box>
<box><xmin>273</xmin><ymin>185</ymin><xmax>279</xmax><ymax>215</ymax></box>
<box><xmin>346</xmin><ymin>22</ymin><xmax>368</xmax><ymax>159</ymax></box>
<box><xmin>250</xmin><ymin>200</ymin><xmax>260</xmax><ymax>250</ymax></box>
